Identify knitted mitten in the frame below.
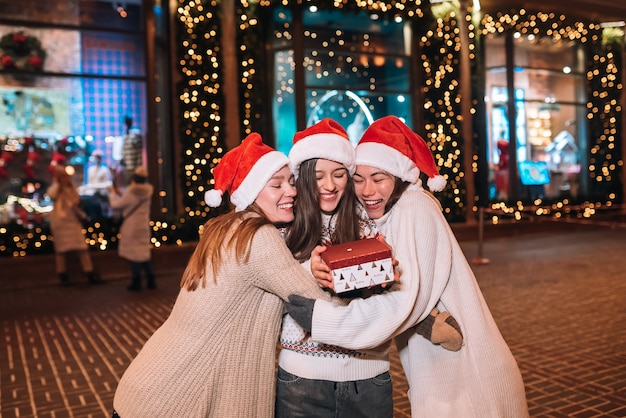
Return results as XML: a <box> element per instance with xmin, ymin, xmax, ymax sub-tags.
<box><xmin>414</xmin><ymin>308</ymin><xmax>463</xmax><ymax>351</ymax></box>
<box><xmin>285</xmin><ymin>294</ymin><xmax>315</xmax><ymax>333</ymax></box>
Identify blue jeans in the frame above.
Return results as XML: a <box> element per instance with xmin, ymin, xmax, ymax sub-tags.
<box><xmin>275</xmin><ymin>367</ymin><xmax>393</xmax><ymax>418</ymax></box>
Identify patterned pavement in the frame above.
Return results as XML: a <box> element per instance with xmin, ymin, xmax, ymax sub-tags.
<box><xmin>1</xmin><ymin>222</ymin><xmax>626</xmax><ymax>417</ymax></box>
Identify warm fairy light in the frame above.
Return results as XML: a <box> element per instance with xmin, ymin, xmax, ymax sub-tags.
<box><xmin>2</xmin><ymin>2</ymin><xmax>622</xmax><ymax>257</ymax></box>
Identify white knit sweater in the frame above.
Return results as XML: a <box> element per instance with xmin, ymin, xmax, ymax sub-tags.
<box><xmin>278</xmin><ymin>212</ymin><xmax>389</xmax><ymax>382</ymax></box>
<box><xmin>113</xmin><ymin>222</ymin><xmax>331</xmax><ymax>417</ymax></box>
<box><xmin>310</xmin><ymin>187</ymin><xmax>529</xmax><ymax>417</ymax></box>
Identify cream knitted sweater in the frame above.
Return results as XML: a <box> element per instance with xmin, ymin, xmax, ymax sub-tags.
<box><xmin>278</xmin><ymin>212</ymin><xmax>389</xmax><ymax>382</ymax></box>
<box><xmin>113</xmin><ymin>222</ymin><xmax>331</xmax><ymax>418</ymax></box>
<box><xmin>310</xmin><ymin>187</ymin><xmax>529</xmax><ymax>417</ymax></box>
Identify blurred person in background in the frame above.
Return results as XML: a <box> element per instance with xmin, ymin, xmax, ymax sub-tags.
<box><xmin>79</xmin><ymin>149</ymin><xmax>113</xmax><ymax>220</ymax></box>
<box><xmin>47</xmin><ymin>164</ymin><xmax>103</xmax><ymax>286</ymax></box>
<box><xmin>109</xmin><ymin>165</ymin><xmax>154</xmax><ymax>291</ymax></box>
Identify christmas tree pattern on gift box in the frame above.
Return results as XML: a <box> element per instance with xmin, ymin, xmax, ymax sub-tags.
<box><xmin>331</xmin><ymin>252</ymin><xmax>394</xmax><ymax>293</ymax></box>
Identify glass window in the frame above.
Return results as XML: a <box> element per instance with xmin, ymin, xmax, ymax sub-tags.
<box><xmin>0</xmin><ymin>1</ymin><xmax>148</xmax><ymax>227</ymax></box>
<box><xmin>0</xmin><ymin>0</ymin><xmax>143</xmax><ymax>30</ymax></box>
<box><xmin>0</xmin><ymin>75</ymin><xmax>146</xmax><ymax>193</ymax></box>
<box><xmin>82</xmin><ymin>31</ymin><xmax>146</xmax><ymax>77</ymax></box>
<box><xmin>271</xmin><ymin>7</ymin><xmax>412</xmax><ymax>153</ymax></box>
<box><xmin>0</xmin><ymin>0</ymin><xmax>80</xmax><ymax>25</ymax></box>
<box><xmin>79</xmin><ymin>0</ymin><xmax>144</xmax><ymax>31</ymax></box>
<box><xmin>484</xmin><ymin>33</ymin><xmax>586</xmax><ymax>202</ymax></box>
<box><xmin>273</xmin><ymin>50</ymin><xmax>297</xmax><ymax>155</ymax></box>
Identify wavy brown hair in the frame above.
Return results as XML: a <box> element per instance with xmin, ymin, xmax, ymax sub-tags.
<box><xmin>285</xmin><ymin>158</ymin><xmax>361</xmax><ymax>263</ymax></box>
<box><xmin>180</xmin><ymin>203</ymin><xmax>272</xmax><ymax>291</ymax></box>
<box><xmin>385</xmin><ymin>177</ymin><xmax>410</xmax><ymax>214</ymax></box>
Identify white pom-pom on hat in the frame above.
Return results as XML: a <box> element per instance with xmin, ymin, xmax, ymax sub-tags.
<box><xmin>205</xmin><ymin>189</ymin><xmax>224</xmax><ymax>207</ymax></box>
<box><xmin>427</xmin><ymin>175</ymin><xmax>447</xmax><ymax>192</ymax></box>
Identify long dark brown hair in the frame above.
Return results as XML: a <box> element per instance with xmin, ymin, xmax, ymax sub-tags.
<box><xmin>285</xmin><ymin>158</ymin><xmax>361</xmax><ymax>263</ymax></box>
<box><xmin>385</xmin><ymin>176</ymin><xmax>410</xmax><ymax>214</ymax></box>
<box><xmin>180</xmin><ymin>202</ymin><xmax>271</xmax><ymax>291</ymax></box>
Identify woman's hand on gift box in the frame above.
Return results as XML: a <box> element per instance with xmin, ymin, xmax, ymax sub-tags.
<box><xmin>311</xmin><ymin>245</ymin><xmax>333</xmax><ymax>289</ymax></box>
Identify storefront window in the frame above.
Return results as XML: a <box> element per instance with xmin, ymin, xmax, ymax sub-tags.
<box><xmin>0</xmin><ymin>1</ymin><xmax>147</xmax><ymax>227</ymax></box>
<box><xmin>271</xmin><ymin>7</ymin><xmax>412</xmax><ymax>153</ymax></box>
<box><xmin>485</xmin><ymin>32</ymin><xmax>587</xmax><ymax>202</ymax></box>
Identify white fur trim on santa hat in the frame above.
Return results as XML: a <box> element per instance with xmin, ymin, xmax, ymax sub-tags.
<box><xmin>231</xmin><ymin>150</ymin><xmax>289</xmax><ymax>211</ymax></box>
<box><xmin>288</xmin><ymin>133</ymin><xmax>355</xmax><ymax>178</ymax></box>
<box><xmin>355</xmin><ymin>142</ymin><xmax>420</xmax><ymax>184</ymax></box>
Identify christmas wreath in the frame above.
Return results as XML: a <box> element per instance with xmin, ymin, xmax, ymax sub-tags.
<box><xmin>0</xmin><ymin>31</ymin><xmax>46</xmax><ymax>71</ymax></box>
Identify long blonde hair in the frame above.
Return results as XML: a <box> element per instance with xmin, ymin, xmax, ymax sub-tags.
<box><xmin>180</xmin><ymin>203</ymin><xmax>272</xmax><ymax>291</ymax></box>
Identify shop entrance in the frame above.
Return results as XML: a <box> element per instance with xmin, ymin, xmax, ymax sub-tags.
<box><xmin>484</xmin><ymin>32</ymin><xmax>588</xmax><ymax>202</ymax></box>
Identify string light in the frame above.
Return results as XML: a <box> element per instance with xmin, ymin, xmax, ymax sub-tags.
<box><xmin>3</xmin><ymin>1</ymin><xmax>622</xmax><ymax>256</ymax></box>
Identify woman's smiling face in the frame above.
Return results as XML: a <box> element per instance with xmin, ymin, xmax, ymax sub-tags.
<box><xmin>352</xmin><ymin>165</ymin><xmax>395</xmax><ymax>220</ymax></box>
<box><xmin>254</xmin><ymin>165</ymin><xmax>297</xmax><ymax>224</ymax></box>
<box><xmin>315</xmin><ymin>158</ymin><xmax>349</xmax><ymax>215</ymax></box>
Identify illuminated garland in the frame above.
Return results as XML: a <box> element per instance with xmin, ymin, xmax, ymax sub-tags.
<box><xmin>419</xmin><ymin>8</ymin><xmax>468</xmax><ymax>222</ymax></box>
<box><xmin>587</xmin><ymin>42</ymin><xmax>622</xmax><ymax>201</ymax></box>
<box><xmin>0</xmin><ymin>31</ymin><xmax>46</xmax><ymax>71</ymax></box>
<box><xmin>176</xmin><ymin>0</ymin><xmax>225</xmax><ymax>220</ymax></box>
<box><xmin>237</xmin><ymin>0</ymin><xmax>269</xmax><ymax>136</ymax></box>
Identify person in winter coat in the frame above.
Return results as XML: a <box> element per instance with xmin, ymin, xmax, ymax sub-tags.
<box><xmin>286</xmin><ymin>116</ymin><xmax>529</xmax><ymax>417</ymax></box>
<box><xmin>111</xmin><ymin>133</ymin><xmax>331</xmax><ymax>418</ymax></box>
<box><xmin>46</xmin><ymin>164</ymin><xmax>103</xmax><ymax>286</ymax></box>
<box><xmin>109</xmin><ymin>166</ymin><xmax>154</xmax><ymax>291</ymax></box>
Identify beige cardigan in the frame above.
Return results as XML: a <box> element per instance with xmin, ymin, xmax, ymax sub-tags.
<box><xmin>113</xmin><ymin>221</ymin><xmax>330</xmax><ymax>417</ymax></box>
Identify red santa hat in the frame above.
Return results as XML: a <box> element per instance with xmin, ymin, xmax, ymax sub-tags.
<box><xmin>48</xmin><ymin>151</ymin><xmax>67</xmax><ymax>175</ymax></box>
<box><xmin>204</xmin><ymin>132</ymin><xmax>289</xmax><ymax>211</ymax></box>
<box><xmin>356</xmin><ymin>116</ymin><xmax>446</xmax><ymax>192</ymax></box>
<box><xmin>288</xmin><ymin>118</ymin><xmax>355</xmax><ymax>178</ymax></box>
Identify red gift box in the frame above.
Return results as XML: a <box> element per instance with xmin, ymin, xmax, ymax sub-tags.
<box><xmin>321</xmin><ymin>238</ymin><xmax>394</xmax><ymax>293</ymax></box>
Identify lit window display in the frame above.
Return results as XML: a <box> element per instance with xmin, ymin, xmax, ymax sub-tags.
<box><xmin>485</xmin><ymin>32</ymin><xmax>587</xmax><ymax>202</ymax></box>
<box><xmin>270</xmin><ymin>7</ymin><xmax>412</xmax><ymax>154</ymax></box>
<box><xmin>0</xmin><ymin>2</ymin><xmax>149</xmax><ymax>255</ymax></box>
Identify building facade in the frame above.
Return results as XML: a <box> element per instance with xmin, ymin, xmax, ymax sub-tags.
<box><xmin>0</xmin><ymin>0</ymin><xmax>623</xmax><ymax>256</ymax></box>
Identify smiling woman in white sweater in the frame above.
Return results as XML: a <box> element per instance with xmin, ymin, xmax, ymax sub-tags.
<box><xmin>287</xmin><ymin>116</ymin><xmax>529</xmax><ymax>418</ymax></box>
<box><xmin>112</xmin><ymin>133</ymin><xmax>330</xmax><ymax>418</ymax></box>
<box><xmin>278</xmin><ymin>119</ymin><xmax>392</xmax><ymax>418</ymax></box>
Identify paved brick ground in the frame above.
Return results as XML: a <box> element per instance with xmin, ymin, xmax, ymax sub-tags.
<box><xmin>1</xmin><ymin>221</ymin><xmax>625</xmax><ymax>417</ymax></box>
